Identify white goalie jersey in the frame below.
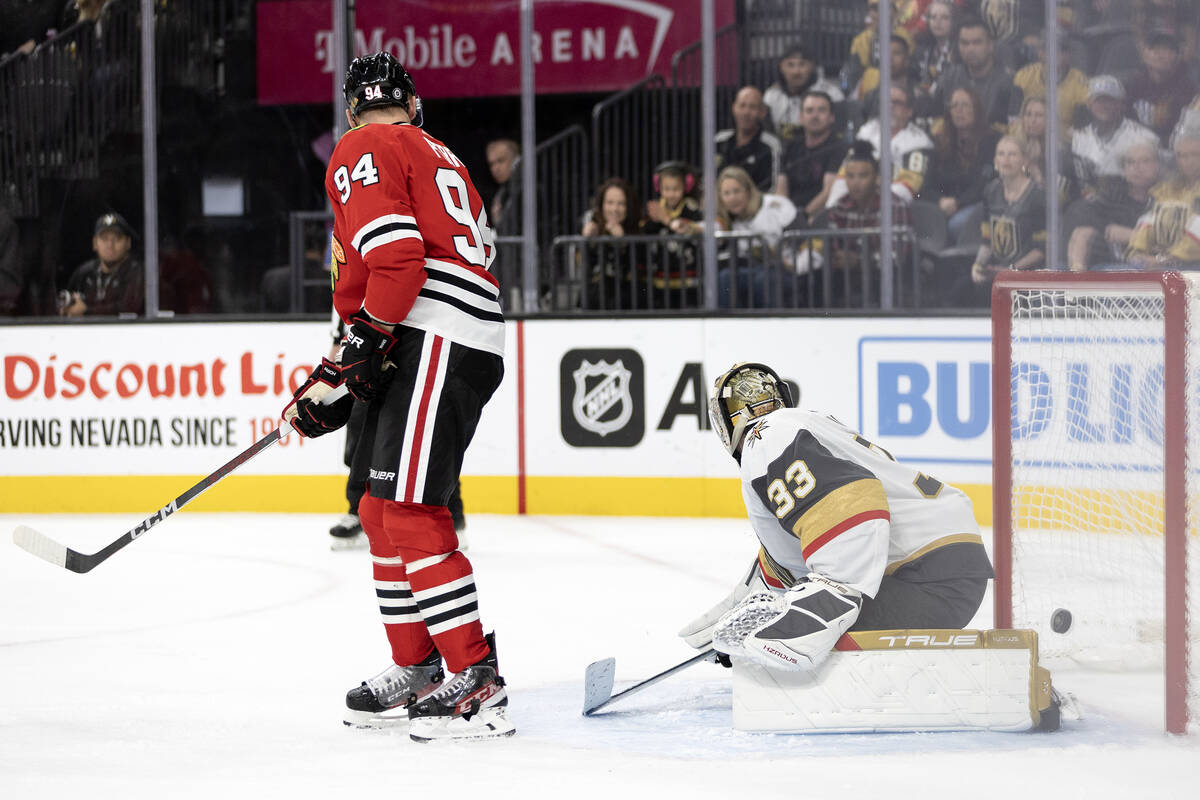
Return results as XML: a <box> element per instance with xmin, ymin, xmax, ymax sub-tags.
<box><xmin>738</xmin><ymin>409</ymin><xmax>989</xmax><ymax>597</ymax></box>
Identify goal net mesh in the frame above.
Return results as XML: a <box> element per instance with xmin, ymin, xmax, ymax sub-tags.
<box><xmin>1006</xmin><ymin>277</ymin><xmax>1198</xmax><ymax>730</ymax></box>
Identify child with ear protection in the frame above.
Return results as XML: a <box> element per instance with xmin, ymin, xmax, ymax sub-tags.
<box><xmin>644</xmin><ymin>161</ymin><xmax>703</xmax><ymax>235</ymax></box>
<box><xmin>643</xmin><ymin>161</ymin><xmax>704</xmax><ymax>306</ymax></box>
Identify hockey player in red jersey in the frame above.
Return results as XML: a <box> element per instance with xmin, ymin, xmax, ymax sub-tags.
<box><xmin>281</xmin><ymin>52</ymin><xmax>511</xmax><ymax>741</ymax></box>
<box><xmin>680</xmin><ymin>363</ymin><xmax>993</xmax><ymax>672</ymax></box>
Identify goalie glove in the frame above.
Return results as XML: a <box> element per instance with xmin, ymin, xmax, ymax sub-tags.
<box><xmin>712</xmin><ymin>573</ymin><xmax>861</xmax><ymax>672</ymax></box>
<box><xmin>678</xmin><ymin>559</ymin><xmax>770</xmax><ymax>649</ymax></box>
<box><xmin>340</xmin><ymin>309</ymin><xmax>397</xmax><ymax>402</ymax></box>
<box><xmin>282</xmin><ymin>358</ymin><xmax>354</xmax><ymax>438</ymax></box>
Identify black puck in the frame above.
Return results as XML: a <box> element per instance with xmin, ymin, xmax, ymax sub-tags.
<box><xmin>1051</xmin><ymin>608</ymin><xmax>1072</xmax><ymax>633</ymax></box>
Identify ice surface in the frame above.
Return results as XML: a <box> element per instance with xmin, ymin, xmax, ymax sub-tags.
<box><xmin>1</xmin><ymin>513</ymin><xmax>1196</xmax><ymax>799</ymax></box>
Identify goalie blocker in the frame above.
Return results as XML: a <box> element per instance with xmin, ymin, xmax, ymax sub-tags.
<box><xmin>732</xmin><ymin>628</ymin><xmax>1058</xmax><ymax>733</ymax></box>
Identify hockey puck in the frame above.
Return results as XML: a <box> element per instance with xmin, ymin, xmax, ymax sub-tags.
<box><xmin>1050</xmin><ymin>608</ymin><xmax>1072</xmax><ymax>634</ymax></box>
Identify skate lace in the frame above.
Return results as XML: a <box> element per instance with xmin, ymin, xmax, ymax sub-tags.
<box><xmin>365</xmin><ymin>662</ymin><xmax>437</xmax><ymax>701</ymax></box>
<box><xmin>336</xmin><ymin>513</ymin><xmax>359</xmax><ymax>527</ymax></box>
<box><xmin>364</xmin><ymin>664</ymin><xmax>406</xmax><ymax>697</ymax></box>
<box><xmin>427</xmin><ymin>666</ymin><xmax>487</xmax><ymax>704</ymax></box>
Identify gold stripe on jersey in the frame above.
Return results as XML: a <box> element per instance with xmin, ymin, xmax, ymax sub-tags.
<box><xmin>883</xmin><ymin>533</ymin><xmax>986</xmax><ymax>575</ymax></box>
<box><xmin>792</xmin><ymin>478</ymin><xmax>889</xmax><ymax>559</ymax></box>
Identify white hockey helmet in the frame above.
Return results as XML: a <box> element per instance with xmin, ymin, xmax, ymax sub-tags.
<box><xmin>709</xmin><ymin>362</ymin><xmax>794</xmax><ymax>458</ymax></box>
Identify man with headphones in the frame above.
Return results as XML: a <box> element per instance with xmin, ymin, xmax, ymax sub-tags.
<box><xmin>280</xmin><ymin>52</ymin><xmax>512</xmax><ymax>742</ymax></box>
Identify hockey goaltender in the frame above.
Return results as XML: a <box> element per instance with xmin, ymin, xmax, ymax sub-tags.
<box><xmin>679</xmin><ymin>363</ymin><xmax>1059</xmax><ymax>733</ymax></box>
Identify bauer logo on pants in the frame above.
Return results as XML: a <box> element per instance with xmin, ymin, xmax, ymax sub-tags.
<box><xmin>560</xmin><ymin>349</ymin><xmax>644</xmax><ymax>447</ymax></box>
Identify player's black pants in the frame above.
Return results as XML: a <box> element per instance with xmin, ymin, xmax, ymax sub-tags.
<box><xmin>347</xmin><ymin>326</ymin><xmax>503</xmax><ymax>507</ymax></box>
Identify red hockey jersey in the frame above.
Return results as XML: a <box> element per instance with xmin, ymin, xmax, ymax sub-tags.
<box><xmin>325</xmin><ymin>122</ymin><xmax>504</xmax><ymax>356</ymax></box>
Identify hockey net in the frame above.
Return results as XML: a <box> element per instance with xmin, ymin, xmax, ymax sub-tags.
<box><xmin>991</xmin><ymin>271</ymin><xmax>1199</xmax><ymax>735</ymax></box>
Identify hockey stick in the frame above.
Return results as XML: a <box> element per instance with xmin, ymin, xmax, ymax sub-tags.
<box><xmin>583</xmin><ymin>648</ymin><xmax>721</xmax><ymax>715</ymax></box>
<box><xmin>12</xmin><ymin>385</ymin><xmax>350</xmax><ymax>574</ymax></box>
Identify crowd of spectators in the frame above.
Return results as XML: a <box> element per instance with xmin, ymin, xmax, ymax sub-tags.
<box><xmin>571</xmin><ymin>0</ymin><xmax>1200</xmax><ymax>310</ymax></box>
<box><xmin>9</xmin><ymin>1</ymin><xmax>1200</xmax><ymax>316</ymax></box>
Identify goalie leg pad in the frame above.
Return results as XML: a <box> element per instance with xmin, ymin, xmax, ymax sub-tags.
<box><xmin>732</xmin><ymin>629</ymin><xmax>1058</xmax><ymax>733</ymax></box>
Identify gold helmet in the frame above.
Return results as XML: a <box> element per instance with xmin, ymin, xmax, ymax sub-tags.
<box><xmin>708</xmin><ymin>363</ymin><xmax>794</xmax><ymax>458</ymax></box>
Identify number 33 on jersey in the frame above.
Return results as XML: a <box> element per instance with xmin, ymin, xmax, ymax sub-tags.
<box><xmin>324</xmin><ymin>122</ymin><xmax>503</xmax><ymax>357</ymax></box>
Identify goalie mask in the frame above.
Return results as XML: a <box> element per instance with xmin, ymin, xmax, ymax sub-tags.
<box><xmin>709</xmin><ymin>363</ymin><xmax>794</xmax><ymax>458</ymax></box>
<box><xmin>344</xmin><ymin>52</ymin><xmax>423</xmax><ymax>126</ymax></box>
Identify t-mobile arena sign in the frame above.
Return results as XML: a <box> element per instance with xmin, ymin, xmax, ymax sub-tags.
<box><xmin>256</xmin><ymin>0</ymin><xmax>734</xmax><ymax>104</ymax></box>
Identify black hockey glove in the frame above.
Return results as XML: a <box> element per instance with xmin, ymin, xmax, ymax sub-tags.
<box><xmin>340</xmin><ymin>310</ymin><xmax>397</xmax><ymax>401</ymax></box>
<box><xmin>282</xmin><ymin>358</ymin><xmax>354</xmax><ymax>438</ymax></box>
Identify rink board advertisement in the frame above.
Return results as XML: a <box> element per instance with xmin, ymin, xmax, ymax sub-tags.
<box><xmin>1</xmin><ymin>317</ymin><xmax>996</xmax><ymax>518</ymax></box>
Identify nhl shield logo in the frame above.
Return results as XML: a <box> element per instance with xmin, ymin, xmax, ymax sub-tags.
<box><xmin>560</xmin><ymin>349</ymin><xmax>645</xmax><ymax>447</ymax></box>
<box><xmin>572</xmin><ymin>359</ymin><xmax>633</xmax><ymax>436</ymax></box>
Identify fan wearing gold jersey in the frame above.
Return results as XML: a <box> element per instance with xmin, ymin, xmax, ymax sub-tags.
<box><xmin>679</xmin><ymin>363</ymin><xmax>993</xmax><ymax>672</ymax></box>
<box><xmin>1126</xmin><ymin>117</ymin><xmax>1200</xmax><ymax>269</ymax></box>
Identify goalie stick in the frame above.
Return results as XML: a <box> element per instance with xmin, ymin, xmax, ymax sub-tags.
<box><xmin>583</xmin><ymin>648</ymin><xmax>721</xmax><ymax>715</ymax></box>
<box><xmin>12</xmin><ymin>385</ymin><xmax>349</xmax><ymax>573</ymax></box>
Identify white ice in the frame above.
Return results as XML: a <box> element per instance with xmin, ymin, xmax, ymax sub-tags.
<box><xmin>1</xmin><ymin>513</ymin><xmax>1196</xmax><ymax>800</ymax></box>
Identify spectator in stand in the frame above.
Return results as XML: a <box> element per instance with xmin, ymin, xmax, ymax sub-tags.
<box><xmin>1134</xmin><ymin>0</ymin><xmax>1198</xmax><ymax>66</ymax></box>
<box><xmin>1127</xmin><ymin>30</ymin><xmax>1197</xmax><ymax>145</ymax></box>
<box><xmin>485</xmin><ymin>138</ymin><xmax>519</xmax><ymax>231</ymax></box>
<box><xmin>1077</xmin><ymin>0</ymin><xmax>1142</xmax><ymax>83</ymax></box>
<box><xmin>644</xmin><ymin>161</ymin><xmax>703</xmax><ymax>307</ymax></box>
<box><xmin>955</xmin><ymin>135</ymin><xmax>1046</xmax><ymax>306</ymax></box>
<box><xmin>61</xmin><ymin>0</ymin><xmax>110</xmax><ymax>28</ymax></box>
<box><xmin>1067</xmin><ymin>138</ymin><xmax>1162</xmax><ymax>271</ymax></box>
<box><xmin>978</xmin><ymin>0</ymin><xmax>1053</xmax><ymax>69</ymax></box>
<box><xmin>935</xmin><ymin>17</ymin><xmax>1014</xmax><ymax>128</ymax></box>
<box><xmin>59</xmin><ymin>212</ymin><xmax>144</xmax><ymax>317</ymax></box>
<box><xmin>926</xmin><ymin>87</ymin><xmax>1002</xmax><ymax>242</ymax></box>
<box><xmin>644</xmin><ymin>161</ymin><xmax>702</xmax><ymax>236</ymax></box>
<box><xmin>0</xmin><ymin>0</ymin><xmax>58</xmax><ymax>60</ymax></box>
<box><xmin>1014</xmin><ymin>95</ymin><xmax>1080</xmax><ymax>210</ymax></box>
<box><xmin>1072</xmin><ymin>75</ymin><xmax>1156</xmax><ymax>199</ymax></box>
<box><xmin>715</xmin><ymin>86</ymin><xmax>783</xmax><ymax>193</ymax></box>
<box><xmin>844</xmin><ymin>0</ymin><xmax>885</xmax><ymax>101</ymax></box>
<box><xmin>913</xmin><ymin>0</ymin><xmax>959</xmax><ymax>103</ymax></box>
<box><xmin>1008</xmin><ymin>30</ymin><xmax>1091</xmax><ymax>132</ymax></box>
<box><xmin>856</xmin><ymin>32</ymin><xmax>927</xmax><ymax>114</ymax></box>
<box><xmin>776</xmin><ymin>90</ymin><xmax>850</xmax><ymax>226</ymax></box>
<box><xmin>826</xmin><ymin>141</ymin><xmax>915</xmax><ymax>307</ymax></box>
<box><xmin>827</xmin><ymin>85</ymin><xmax>934</xmax><ymax>209</ymax></box>
<box><xmin>1013</xmin><ymin>96</ymin><xmax>1047</xmax><ymax>179</ymax></box>
<box><xmin>763</xmin><ymin>44</ymin><xmax>844</xmax><ymax>144</ymax></box>
<box><xmin>1125</xmin><ymin>116</ymin><xmax>1200</xmax><ymax>268</ymax></box>
<box><xmin>580</xmin><ymin>177</ymin><xmax>645</xmax><ymax>310</ymax></box>
<box><xmin>159</xmin><ymin>229</ymin><xmax>213</xmax><ymax>313</ymax></box>
<box><xmin>715</xmin><ymin>165</ymin><xmax>797</xmax><ymax>308</ymax></box>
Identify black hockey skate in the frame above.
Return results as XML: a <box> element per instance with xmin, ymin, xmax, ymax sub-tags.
<box><xmin>343</xmin><ymin>649</ymin><xmax>444</xmax><ymax>729</ymax></box>
<box><xmin>329</xmin><ymin>512</ymin><xmax>366</xmax><ymax>551</ymax></box>
<box><xmin>408</xmin><ymin>633</ymin><xmax>515</xmax><ymax>742</ymax></box>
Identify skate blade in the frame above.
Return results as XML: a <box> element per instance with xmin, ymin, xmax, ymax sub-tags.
<box><xmin>330</xmin><ymin>533</ymin><xmax>368</xmax><ymax>551</ymax></box>
<box><xmin>409</xmin><ymin>707</ymin><xmax>515</xmax><ymax>742</ymax></box>
<box><xmin>343</xmin><ymin>706</ymin><xmax>410</xmax><ymax>730</ymax></box>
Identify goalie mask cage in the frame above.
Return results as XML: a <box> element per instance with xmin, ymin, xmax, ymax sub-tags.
<box><xmin>991</xmin><ymin>270</ymin><xmax>1198</xmax><ymax>735</ymax></box>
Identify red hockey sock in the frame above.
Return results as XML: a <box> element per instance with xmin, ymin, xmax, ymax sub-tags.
<box><xmin>382</xmin><ymin>500</ymin><xmax>488</xmax><ymax>673</ymax></box>
<box><xmin>359</xmin><ymin>492</ymin><xmax>435</xmax><ymax>666</ymax></box>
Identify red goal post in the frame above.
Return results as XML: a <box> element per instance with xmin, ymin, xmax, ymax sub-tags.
<box><xmin>991</xmin><ymin>270</ymin><xmax>1195</xmax><ymax>735</ymax></box>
